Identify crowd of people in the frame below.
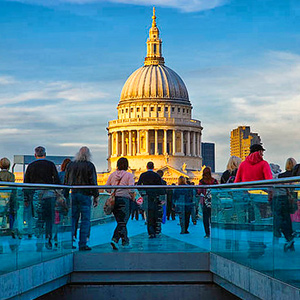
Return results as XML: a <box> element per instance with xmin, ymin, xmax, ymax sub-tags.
<box><xmin>0</xmin><ymin>143</ymin><xmax>299</xmax><ymax>255</ymax></box>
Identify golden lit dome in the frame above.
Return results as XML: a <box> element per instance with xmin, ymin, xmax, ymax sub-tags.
<box><xmin>120</xmin><ymin>64</ymin><xmax>189</xmax><ymax>104</ymax></box>
<box><xmin>119</xmin><ymin>7</ymin><xmax>190</xmax><ymax>105</ymax></box>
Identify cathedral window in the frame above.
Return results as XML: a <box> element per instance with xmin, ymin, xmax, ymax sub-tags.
<box><xmin>151</xmin><ymin>107</ymin><xmax>154</xmax><ymax>111</ymax></box>
<box><xmin>172</xmin><ymin>107</ymin><xmax>175</xmax><ymax>112</ymax></box>
<box><xmin>131</xmin><ymin>108</ymin><xmax>133</xmax><ymax>112</ymax></box>
<box><xmin>165</xmin><ymin>107</ymin><xmax>168</xmax><ymax>112</ymax></box>
<box><xmin>137</xmin><ymin>107</ymin><xmax>140</xmax><ymax>112</ymax></box>
<box><xmin>158</xmin><ymin>107</ymin><xmax>161</xmax><ymax>111</ymax></box>
<box><xmin>178</xmin><ymin>108</ymin><xmax>180</xmax><ymax>112</ymax></box>
<box><xmin>122</xmin><ymin>109</ymin><xmax>124</xmax><ymax>114</ymax></box>
<box><xmin>183</xmin><ymin>109</ymin><xmax>185</xmax><ymax>113</ymax></box>
<box><xmin>143</xmin><ymin>107</ymin><xmax>147</xmax><ymax>111</ymax></box>
<box><xmin>126</xmin><ymin>109</ymin><xmax>128</xmax><ymax>113</ymax></box>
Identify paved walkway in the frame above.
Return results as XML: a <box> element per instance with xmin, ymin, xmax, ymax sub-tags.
<box><xmin>1</xmin><ymin>216</ymin><xmax>300</xmax><ymax>289</ymax></box>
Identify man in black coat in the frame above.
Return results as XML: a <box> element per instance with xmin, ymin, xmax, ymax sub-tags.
<box><xmin>24</xmin><ymin>146</ymin><xmax>60</xmax><ymax>249</ymax></box>
<box><xmin>137</xmin><ymin>162</ymin><xmax>164</xmax><ymax>238</ymax></box>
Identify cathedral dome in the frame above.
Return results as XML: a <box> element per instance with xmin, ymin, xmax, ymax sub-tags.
<box><xmin>120</xmin><ymin>64</ymin><xmax>189</xmax><ymax>104</ymax></box>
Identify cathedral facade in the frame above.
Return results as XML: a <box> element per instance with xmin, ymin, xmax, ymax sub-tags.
<box><xmin>104</xmin><ymin>8</ymin><xmax>203</xmax><ymax>183</ymax></box>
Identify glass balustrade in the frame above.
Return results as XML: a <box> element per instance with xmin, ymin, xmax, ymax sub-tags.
<box><xmin>211</xmin><ymin>181</ymin><xmax>300</xmax><ymax>288</ymax></box>
<box><xmin>1</xmin><ymin>181</ymin><xmax>300</xmax><ymax>290</ymax></box>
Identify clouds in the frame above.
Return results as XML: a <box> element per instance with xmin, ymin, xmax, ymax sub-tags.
<box><xmin>5</xmin><ymin>0</ymin><xmax>228</xmax><ymax>12</ymax></box>
<box><xmin>0</xmin><ymin>76</ymin><xmax>118</xmax><ymax>171</ymax></box>
<box><xmin>0</xmin><ymin>76</ymin><xmax>16</xmax><ymax>85</ymax></box>
<box><xmin>188</xmin><ymin>50</ymin><xmax>300</xmax><ymax>170</ymax></box>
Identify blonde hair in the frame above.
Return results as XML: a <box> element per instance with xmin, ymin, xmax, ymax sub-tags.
<box><xmin>178</xmin><ymin>176</ymin><xmax>186</xmax><ymax>185</ymax></box>
<box><xmin>0</xmin><ymin>157</ymin><xmax>10</xmax><ymax>170</ymax></box>
<box><xmin>285</xmin><ymin>157</ymin><xmax>297</xmax><ymax>171</ymax></box>
<box><xmin>226</xmin><ymin>156</ymin><xmax>242</xmax><ymax>173</ymax></box>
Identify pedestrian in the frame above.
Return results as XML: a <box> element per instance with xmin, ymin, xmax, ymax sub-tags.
<box><xmin>198</xmin><ymin>167</ymin><xmax>218</xmax><ymax>238</ymax></box>
<box><xmin>106</xmin><ymin>157</ymin><xmax>135</xmax><ymax>250</ymax></box>
<box><xmin>64</xmin><ymin>147</ymin><xmax>99</xmax><ymax>251</ymax></box>
<box><xmin>0</xmin><ymin>158</ymin><xmax>16</xmax><ymax>239</ymax></box>
<box><xmin>24</xmin><ymin>146</ymin><xmax>60</xmax><ymax>249</ymax></box>
<box><xmin>137</xmin><ymin>161</ymin><xmax>164</xmax><ymax>238</ymax></box>
<box><xmin>221</xmin><ymin>156</ymin><xmax>242</xmax><ymax>184</ymax></box>
<box><xmin>167</xmin><ymin>183</ymin><xmax>176</xmax><ymax>221</ymax></box>
<box><xmin>234</xmin><ymin>144</ymin><xmax>273</xmax><ymax>183</ymax></box>
<box><xmin>272</xmin><ymin>157</ymin><xmax>297</xmax><ymax>251</ymax></box>
<box><xmin>58</xmin><ymin>158</ymin><xmax>71</xmax><ymax>184</ymax></box>
<box><xmin>292</xmin><ymin>163</ymin><xmax>300</xmax><ymax>176</ymax></box>
<box><xmin>173</xmin><ymin>176</ymin><xmax>193</xmax><ymax>234</ymax></box>
<box><xmin>186</xmin><ymin>181</ymin><xmax>198</xmax><ymax>225</ymax></box>
<box><xmin>157</xmin><ymin>170</ymin><xmax>167</xmax><ymax>226</ymax></box>
<box><xmin>278</xmin><ymin>158</ymin><xmax>297</xmax><ymax>178</ymax></box>
<box><xmin>234</xmin><ymin>144</ymin><xmax>273</xmax><ymax>258</ymax></box>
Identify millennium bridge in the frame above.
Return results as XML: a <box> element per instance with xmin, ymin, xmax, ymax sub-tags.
<box><xmin>0</xmin><ymin>178</ymin><xmax>300</xmax><ymax>300</ymax></box>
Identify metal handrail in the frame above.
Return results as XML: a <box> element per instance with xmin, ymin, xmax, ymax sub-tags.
<box><xmin>0</xmin><ymin>176</ymin><xmax>300</xmax><ymax>189</ymax></box>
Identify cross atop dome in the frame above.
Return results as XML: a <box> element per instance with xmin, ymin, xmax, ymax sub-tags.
<box><xmin>144</xmin><ymin>7</ymin><xmax>165</xmax><ymax>66</ymax></box>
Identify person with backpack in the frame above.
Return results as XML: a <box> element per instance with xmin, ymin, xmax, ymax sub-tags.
<box><xmin>197</xmin><ymin>167</ymin><xmax>218</xmax><ymax>238</ymax></box>
<box><xmin>221</xmin><ymin>156</ymin><xmax>242</xmax><ymax>184</ymax></box>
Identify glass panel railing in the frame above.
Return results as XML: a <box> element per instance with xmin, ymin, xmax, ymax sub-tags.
<box><xmin>0</xmin><ymin>186</ymin><xmax>18</xmax><ymax>274</ymax></box>
<box><xmin>0</xmin><ymin>185</ymin><xmax>73</xmax><ymax>276</ymax></box>
<box><xmin>211</xmin><ymin>182</ymin><xmax>300</xmax><ymax>289</ymax></box>
<box><xmin>273</xmin><ymin>184</ymin><xmax>300</xmax><ymax>288</ymax></box>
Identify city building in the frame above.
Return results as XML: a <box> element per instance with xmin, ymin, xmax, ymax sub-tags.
<box><xmin>201</xmin><ymin>142</ymin><xmax>215</xmax><ymax>172</ymax></box>
<box><xmin>230</xmin><ymin>126</ymin><xmax>261</xmax><ymax>161</ymax></box>
<box><xmin>100</xmin><ymin>8</ymin><xmax>204</xmax><ymax>184</ymax></box>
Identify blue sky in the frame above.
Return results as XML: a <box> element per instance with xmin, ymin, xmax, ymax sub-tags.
<box><xmin>1</xmin><ymin>0</ymin><xmax>300</xmax><ymax>172</ymax></box>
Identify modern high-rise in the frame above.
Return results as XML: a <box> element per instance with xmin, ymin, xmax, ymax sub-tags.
<box><xmin>230</xmin><ymin>126</ymin><xmax>261</xmax><ymax>160</ymax></box>
<box><xmin>201</xmin><ymin>142</ymin><xmax>215</xmax><ymax>172</ymax></box>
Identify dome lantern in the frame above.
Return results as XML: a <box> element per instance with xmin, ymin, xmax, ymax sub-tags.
<box><xmin>144</xmin><ymin>7</ymin><xmax>165</xmax><ymax>66</ymax></box>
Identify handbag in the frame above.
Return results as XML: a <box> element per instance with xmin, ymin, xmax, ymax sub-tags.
<box><xmin>103</xmin><ymin>176</ymin><xmax>123</xmax><ymax>215</ymax></box>
<box><xmin>103</xmin><ymin>193</ymin><xmax>116</xmax><ymax>215</ymax></box>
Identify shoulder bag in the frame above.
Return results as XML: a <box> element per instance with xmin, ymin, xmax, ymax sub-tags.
<box><xmin>103</xmin><ymin>176</ymin><xmax>123</xmax><ymax>215</ymax></box>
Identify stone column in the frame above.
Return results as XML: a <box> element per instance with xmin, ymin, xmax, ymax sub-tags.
<box><xmin>155</xmin><ymin>129</ymin><xmax>158</xmax><ymax>155</ymax></box>
<box><xmin>164</xmin><ymin>129</ymin><xmax>167</xmax><ymax>154</ymax></box>
<box><xmin>192</xmin><ymin>131</ymin><xmax>196</xmax><ymax>156</ymax></box>
<box><xmin>146</xmin><ymin>130</ymin><xmax>149</xmax><ymax>154</ymax></box>
<box><xmin>198</xmin><ymin>132</ymin><xmax>201</xmax><ymax>157</ymax></box>
<box><xmin>137</xmin><ymin>130</ymin><xmax>140</xmax><ymax>154</ymax></box>
<box><xmin>199</xmin><ymin>132</ymin><xmax>202</xmax><ymax>157</ymax></box>
<box><xmin>122</xmin><ymin>131</ymin><xmax>125</xmax><ymax>156</ymax></box>
<box><xmin>180</xmin><ymin>131</ymin><xmax>184</xmax><ymax>154</ymax></box>
<box><xmin>108</xmin><ymin>133</ymin><xmax>112</xmax><ymax>158</ymax></box>
<box><xmin>187</xmin><ymin>131</ymin><xmax>191</xmax><ymax>156</ymax></box>
<box><xmin>115</xmin><ymin>132</ymin><xmax>119</xmax><ymax>156</ymax></box>
<box><xmin>172</xmin><ymin>130</ymin><xmax>176</xmax><ymax>155</ymax></box>
<box><xmin>129</xmin><ymin>130</ymin><xmax>132</xmax><ymax>156</ymax></box>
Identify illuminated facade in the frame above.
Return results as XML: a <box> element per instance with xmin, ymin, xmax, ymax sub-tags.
<box><xmin>230</xmin><ymin>126</ymin><xmax>261</xmax><ymax>161</ymax></box>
